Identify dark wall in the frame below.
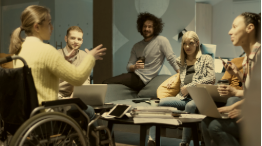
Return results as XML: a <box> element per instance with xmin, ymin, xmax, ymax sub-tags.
<box><xmin>1</xmin><ymin>0</ymin><xmax>36</xmax><ymax>6</ymax></box>
<box><xmin>93</xmin><ymin>0</ymin><xmax>113</xmax><ymax>84</ymax></box>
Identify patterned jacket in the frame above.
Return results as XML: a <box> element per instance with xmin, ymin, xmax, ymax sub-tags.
<box><xmin>176</xmin><ymin>52</ymin><xmax>215</xmax><ymax>100</ymax></box>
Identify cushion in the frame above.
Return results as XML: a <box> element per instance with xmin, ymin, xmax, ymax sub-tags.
<box><xmin>157</xmin><ymin>73</ymin><xmax>180</xmax><ymax>99</ymax></box>
<box><xmin>105</xmin><ymin>84</ymin><xmax>138</xmax><ymax>103</ymax></box>
<box><xmin>138</xmin><ymin>75</ymin><xmax>171</xmax><ymax>98</ymax></box>
<box><xmin>201</xmin><ymin>44</ymin><xmax>216</xmax><ymax>60</ymax></box>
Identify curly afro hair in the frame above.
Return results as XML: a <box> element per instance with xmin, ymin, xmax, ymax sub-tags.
<box><xmin>137</xmin><ymin>12</ymin><xmax>164</xmax><ymax>36</ymax></box>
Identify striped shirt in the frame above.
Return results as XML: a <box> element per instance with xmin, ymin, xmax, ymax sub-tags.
<box><xmin>127</xmin><ymin>36</ymin><xmax>179</xmax><ymax>84</ymax></box>
<box><xmin>176</xmin><ymin>53</ymin><xmax>215</xmax><ymax>100</ymax></box>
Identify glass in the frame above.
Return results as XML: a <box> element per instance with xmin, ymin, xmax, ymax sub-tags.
<box><xmin>217</xmin><ymin>79</ymin><xmax>229</xmax><ymax>86</ymax></box>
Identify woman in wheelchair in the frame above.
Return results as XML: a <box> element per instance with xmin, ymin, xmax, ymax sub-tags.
<box><xmin>7</xmin><ymin>5</ymin><xmax>107</xmax><ymax>146</ymax></box>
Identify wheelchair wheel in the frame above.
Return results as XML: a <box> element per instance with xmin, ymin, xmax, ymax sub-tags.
<box><xmin>10</xmin><ymin>112</ymin><xmax>87</xmax><ymax>146</ymax></box>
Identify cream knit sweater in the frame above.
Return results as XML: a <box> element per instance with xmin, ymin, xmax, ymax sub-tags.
<box><xmin>14</xmin><ymin>37</ymin><xmax>95</xmax><ymax>105</ymax></box>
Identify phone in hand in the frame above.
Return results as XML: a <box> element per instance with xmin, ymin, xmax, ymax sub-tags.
<box><xmin>219</xmin><ymin>56</ymin><xmax>227</xmax><ymax>65</ymax></box>
<box><xmin>137</xmin><ymin>56</ymin><xmax>146</xmax><ymax>63</ymax></box>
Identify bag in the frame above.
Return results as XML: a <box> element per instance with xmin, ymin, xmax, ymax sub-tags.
<box><xmin>157</xmin><ymin>73</ymin><xmax>180</xmax><ymax>99</ymax></box>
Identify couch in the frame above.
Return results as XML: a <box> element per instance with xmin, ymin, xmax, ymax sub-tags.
<box><xmin>105</xmin><ymin>73</ymin><xmax>224</xmax><ymax>103</ymax></box>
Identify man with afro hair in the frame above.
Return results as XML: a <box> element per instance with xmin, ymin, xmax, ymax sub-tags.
<box><xmin>103</xmin><ymin>12</ymin><xmax>179</xmax><ymax>92</ymax></box>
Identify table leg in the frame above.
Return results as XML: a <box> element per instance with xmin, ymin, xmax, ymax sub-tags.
<box><xmin>140</xmin><ymin>125</ymin><xmax>147</xmax><ymax>146</ymax></box>
<box><xmin>107</xmin><ymin>121</ymin><xmax>115</xmax><ymax>146</ymax></box>
<box><xmin>191</xmin><ymin>123</ymin><xmax>199</xmax><ymax>146</ymax></box>
<box><xmin>155</xmin><ymin>125</ymin><xmax>161</xmax><ymax>146</ymax></box>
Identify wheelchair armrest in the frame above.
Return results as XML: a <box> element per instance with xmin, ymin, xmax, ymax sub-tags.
<box><xmin>42</xmin><ymin>98</ymin><xmax>88</xmax><ymax>110</ymax></box>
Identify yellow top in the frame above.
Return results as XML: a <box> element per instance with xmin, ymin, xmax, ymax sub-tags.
<box><xmin>14</xmin><ymin>36</ymin><xmax>95</xmax><ymax>105</ymax></box>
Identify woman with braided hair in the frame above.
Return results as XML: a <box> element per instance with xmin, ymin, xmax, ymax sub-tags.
<box><xmin>201</xmin><ymin>12</ymin><xmax>260</xmax><ymax>146</ymax></box>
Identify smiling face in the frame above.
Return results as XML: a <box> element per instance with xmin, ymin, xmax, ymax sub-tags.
<box><xmin>142</xmin><ymin>20</ymin><xmax>154</xmax><ymax>39</ymax></box>
<box><xmin>38</xmin><ymin>14</ymin><xmax>53</xmax><ymax>40</ymax></box>
<box><xmin>228</xmin><ymin>16</ymin><xmax>248</xmax><ymax>46</ymax></box>
<box><xmin>65</xmin><ymin>30</ymin><xmax>83</xmax><ymax>50</ymax></box>
<box><xmin>183</xmin><ymin>38</ymin><xmax>199</xmax><ymax>56</ymax></box>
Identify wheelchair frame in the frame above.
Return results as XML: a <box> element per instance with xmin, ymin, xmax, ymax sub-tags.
<box><xmin>0</xmin><ymin>56</ymin><xmax>114</xmax><ymax>146</ymax></box>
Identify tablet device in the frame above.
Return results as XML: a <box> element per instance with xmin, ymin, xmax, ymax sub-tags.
<box><xmin>108</xmin><ymin>104</ymin><xmax>131</xmax><ymax>118</ymax></box>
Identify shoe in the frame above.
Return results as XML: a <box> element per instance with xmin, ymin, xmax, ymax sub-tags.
<box><xmin>99</xmin><ymin>130</ymin><xmax>108</xmax><ymax>141</ymax></box>
<box><xmin>179</xmin><ymin>142</ymin><xmax>189</xmax><ymax>146</ymax></box>
<box><xmin>147</xmin><ymin>140</ymin><xmax>156</xmax><ymax>146</ymax></box>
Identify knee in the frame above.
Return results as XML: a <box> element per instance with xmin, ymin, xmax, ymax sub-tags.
<box><xmin>185</xmin><ymin>101</ymin><xmax>196</xmax><ymax>113</ymax></box>
<box><xmin>85</xmin><ymin>105</ymin><xmax>96</xmax><ymax>120</ymax></box>
<box><xmin>208</xmin><ymin>120</ymin><xmax>223</xmax><ymax>135</ymax></box>
<box><xmin>226</xmin><ymin>97</ymin><xmax>241</xmax><ymax>106</ymax></box>
<box><xmin>159</xmin><ymin>97</ymin><xmax>174</xmax><ymax>106</ymax></box>
<box><xmin>102</xmin><ymin>79</ymin><xmax>108</xmax><ymax>84</ymax></box>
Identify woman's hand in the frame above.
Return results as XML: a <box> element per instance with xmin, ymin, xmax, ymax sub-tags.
<box><xmin>228</xmin><ymin>109</ymin><xmax>242</xmax><ymax>119</ymax></box>
<box><xmin>217</xmin><ymin>85</ymin><xmax>237</xmax><ymax>97</ymax></box>
<box><xmin>181</xmin><ymin>86</ymin><xmax>188</xmax><ymax>97</ymax></box>
<box><xmin>223</xmin><ymin>61</ymin><xmax>238</xmax><ymax>76</ymax></box>
<box><xmin>217</xmin><ymin>105</ymin><xmax>234</xmax><ymax>113</ymax></box>
<box><xmin>85</xmin><ymin>44</ymin><xmax>106</xmax><ymax>60</ymax></box>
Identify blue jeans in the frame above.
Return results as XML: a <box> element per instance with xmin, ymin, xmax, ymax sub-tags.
<box><xmin>201</xmin><ymin>97</ymin><xmax>242</xmax><ymax>146</ymax></box>
<box><xmin>201</xmin><ymin>118</ymin><xmax>240</xmax><ymax>146</ymax></box>
<box><xmin>84</xmin><ymin>105</ymin><xmax>97</xmax><ymax>145</ymax></box>
<box><xmin>148</xmin><ymin>96</ymin><xmax>195</xmax><ymax>143</ymax></box>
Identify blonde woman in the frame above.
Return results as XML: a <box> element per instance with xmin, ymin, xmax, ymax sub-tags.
<box><xmin>148</xmin><ymin>31</ymin><xmax>215</xmax><ymax>146</ymax></box>
<box><xmin>10</xmin><ymin>5</ymin><xmax>106</xmax><ymax>145</ymax></box>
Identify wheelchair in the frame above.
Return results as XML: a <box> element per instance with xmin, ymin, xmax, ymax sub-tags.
<box><xmin>0</xmin><ymin>55</ymin><xmax>113</xmax><ymax>146</ymax></box>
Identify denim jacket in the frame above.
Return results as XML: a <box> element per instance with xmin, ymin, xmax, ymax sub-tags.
<box><xmin>176</xmin><ymin>52</ymin><xmax>215</xmax><ymax>100</ymax></box>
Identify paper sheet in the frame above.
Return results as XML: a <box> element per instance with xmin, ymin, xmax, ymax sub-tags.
<box><xmin>133</xmin><ymin>118</ymin><xmax>181</xmax><ymax>125</ymax></box>
<box><xmin>101</xmin><ymin>112</ymin><xmax>133</xmax><ymax>118</ymax></box>
<box><xmin>180</xmin><ymin>114</ymin><xmax>206</xmax><ymax>119</ymax></box>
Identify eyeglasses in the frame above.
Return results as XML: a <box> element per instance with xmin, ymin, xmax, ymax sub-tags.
<box><xmin>183</xmin><ymin>42</ymin><xmax>196</xmax><ymax>46</ymax></box>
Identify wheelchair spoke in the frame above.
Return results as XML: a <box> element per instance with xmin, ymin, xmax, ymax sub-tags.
<box><xmin>50</xmin><ymin>121</ymin><xmax>53</xmax><ymax>137</ymax></box>
<box><xmin>62</xmin><ymin>127</ymin><xmax>73</xmax><ymax>145</ymax></box>
<box><xmin>54</xmin><ymin>121</ymin><xmax>63</xmax><ymax>144</ymax></box>
<box><xmin>39</xmin><ymin>125</ymin><xmax>45</xmax><ymax>142</ymax></box>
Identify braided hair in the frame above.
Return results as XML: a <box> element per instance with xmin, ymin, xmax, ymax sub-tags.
<box><xmin>240</xmin><ymin>12</ymin><xmax>261</xmax><ymax>40</ymax></box>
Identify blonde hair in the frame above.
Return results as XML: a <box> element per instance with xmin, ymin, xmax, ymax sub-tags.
<box><xmin>180</xmin><ymin>31</ymin><xmax>201</xmax><ymax>66</ymax></box>
<box><xmin>9</xmin><ymin>5</ymin><xmax>50</xmax><ymax>55</ymax></box>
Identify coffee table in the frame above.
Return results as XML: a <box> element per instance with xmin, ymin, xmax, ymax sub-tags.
<box><xmin>101</xmin><ymin>115</ymin><xmax>202</xmax><ymax>146</ymax></box>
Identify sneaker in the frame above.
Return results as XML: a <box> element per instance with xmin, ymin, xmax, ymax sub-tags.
<box><xmin>99</xmin><ymin>130</ymin><xmax>108</xmax><ymax>141</ymax></box>
<box><xmin>179</xmin><ymin>142</ymin><xmax>189</xmax><ymax>146</ymax></box>
<box><xmin>147</xmin><ymin>140</ymin><xmax>156</xmax><ymax>146</ymax></box>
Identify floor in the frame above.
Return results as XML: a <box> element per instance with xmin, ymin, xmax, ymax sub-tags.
<box><xmin>114</xmin><ymin>131</ymin><xmax>197</xmax><ymax>146</ymax></box>
<box><xmin>0</xmin><ymin>130</ymin><xmax>198</xmax><ymax>146</ymax></box>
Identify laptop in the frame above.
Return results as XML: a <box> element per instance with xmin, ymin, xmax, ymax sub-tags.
<box><xmin>196</xmin><ymin>84</ymin><xmax>229</xmax><ymax>102</ymax></box>
<box><xmin>187</xmin><ymin>87</ymin><xmax>228</xmax><ymax>119</ymax></box>
<box><xmin>73</xmin><ymin>84</ymin><xmax>107</xmax><ymax>106</ymax></box>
